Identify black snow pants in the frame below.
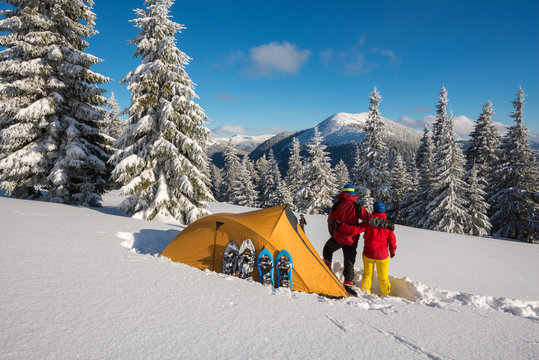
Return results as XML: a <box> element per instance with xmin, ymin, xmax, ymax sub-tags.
<box><xmin>322</xmin><ymin>237</ymin><xmax>359</xmax><ymax>282</ymax></box>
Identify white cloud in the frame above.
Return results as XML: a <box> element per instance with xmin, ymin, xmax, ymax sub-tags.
<box><xmin>398</xmin><ymin>115</ymin><xmax>422</xmax><ymax>127</ymax></box>
<box><xmin>212</xmin><ymin>125</ymin><xmax>246</xmax><ymax>135</ymax></box>
<box><xmin>397</xmin><ymin>114</ymin><xmax>504</xmax><ymax>140</ymax></box>
<box><xmin>265</xmin><ymin>126</ymin><xmax>285</xmax><ymax>134</ymax></box>
<box><xmin>320</xmin><ymin>37</ymin><xmax>398</xmax><ymax>75</ymax></box>
<box><xmin>453</xmin><ymin>115</ymin><xmax>475</xmax><ymax>139</ymax></box>
<box><xmin>373</xmin><ymin>48</ymin><xmax>400</xmax><ymax>66</ymax></box>
<box><xmin>320</xmin><ymin>49</ymin><xmax>333</xmax><ymax>66</ymax></box>
<box><xmin>246</xmin><ymin>41</ymin><xmax>311</xmax><ymax>77</ymax></box>
<box><xmin>493</xmin><ymin>121</ymin><xmax>509</xmax><ymax>136</ymax></box>
<box><xmin>213</xmin><ymin>50</ymin><xmax>247</xmax><ymax>70</ymax></box>
<box><xmin>414</xmin><ymin>106</ymin><xmax>430</xmax><ymax>113</ymax></box>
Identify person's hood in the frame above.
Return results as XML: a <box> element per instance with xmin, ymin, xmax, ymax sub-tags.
<box><xmin>337</xmin><ymin>192</ymin><xmax>357</xmax><ymax>203</ymax></box>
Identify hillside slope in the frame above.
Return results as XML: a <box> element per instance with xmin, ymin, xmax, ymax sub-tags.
<box><xmin>1</xmin><ymin>193</ymin><xmax>537</xmax><ymax>359</ymax></box>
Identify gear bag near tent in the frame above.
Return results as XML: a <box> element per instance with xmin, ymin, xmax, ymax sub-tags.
<box><xmin>161</xmin><ymin>204</ymin><xmax>349</xmax><ymax>298</ymax></box>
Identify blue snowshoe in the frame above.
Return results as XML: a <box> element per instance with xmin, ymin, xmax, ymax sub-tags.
<box><xmin>275</xmin><ymin>250</ymin><xmax>293</xmax><ymax>289</ymax></box>
<box><xmin>256</xmin><ymin>248</ymin><xmax>275</xmax><ymax>287</ymax></box>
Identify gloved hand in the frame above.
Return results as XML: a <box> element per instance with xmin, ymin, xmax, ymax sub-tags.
<box><xmin>390</xmin><ymin>253</ymin><xmax>395</xmax><ymax>258</ymax></box>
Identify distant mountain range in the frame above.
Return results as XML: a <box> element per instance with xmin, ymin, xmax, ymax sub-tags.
<box><xmin>208</xmin><ymin>112</ymin><xmax>538</xmax><ymax>171</ymax></box>
<box><xmin>208</xmin><ymin>112</ymin><xmax>423</xmax><ymax>171</ymax></box>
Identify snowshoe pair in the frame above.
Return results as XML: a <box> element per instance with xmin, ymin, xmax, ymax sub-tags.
<box><xmin>256</xmin><ymin>249</ymin><xmax>293</xmax><ymax>289</ymax></box>
<box><xmin>222</xmin><ymin>239</ymin><xmax>256</xmax><ymax>279</ymax></box>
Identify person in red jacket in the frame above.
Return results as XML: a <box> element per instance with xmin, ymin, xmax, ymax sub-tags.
<box><xmin>340</xmin><ymin>201</ymin><xmax>397</xmax><ymax>296</ymax></box>
<box><xmin>323</xmin><ymin>184</ymin><xmax>359</xmax><ymax>290</ymax></box>
<box><xmin>323</xmin><ymin>185</ymin><xmax>394</xmax><ymax>294</ymax></box>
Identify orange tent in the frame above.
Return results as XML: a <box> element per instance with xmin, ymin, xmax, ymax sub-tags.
<box><xmin>161</xmin><ymin>204</ymin><xmax>348</xmax><ymax>298</ymax></box>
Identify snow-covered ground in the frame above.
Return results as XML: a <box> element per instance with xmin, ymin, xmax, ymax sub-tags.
<box><xmin>1</xmin><ymin>191</ymin><xmax>538</xmax><ymax>359</ymax></box>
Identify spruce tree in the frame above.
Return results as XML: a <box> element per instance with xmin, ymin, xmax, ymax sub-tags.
<box><xmin>110</xmin><ymin>0</ymin><xmax>213</xmax><ymax>224</ymax></box>
<box><xmin>465</xmin><ymin>101</ymin><xmax>500</xmax><ymax>177</ymax></box>
<box><xmin>465</xmin><ymin>101</ymin><xmax>501</xmax><ymax>210</ymax></box>
<box><xmin>490</xmin><ymin>88</ymin><xmax>539</xmax><ymax>242</ymax></box>
<box><xmin>0</xmin><ymin>0</ymin><xmax>111</xmax><ymax>205</ymax></box>
<box><xmin>351</xmin><ymin>143</ymin><xmax>362</xmax><ymax>187</ymax></box>
<box><xmin>105</xmin><ymin>92</ymin><xmax>125</xmax><ymax>141</ymax></box>
<box><xmin>296</xmin><ymin>126</ymin><xmax>337</xmax><ymax>214</ymax></box>
<box><xmin>465</xmin><ymin>166</ymin><xmax>491</xmax><ymax>237</ymax></box>
<box><xmin>284</xmin><ymin>137</ymin><xmax>303</xmax><ymax>208</ymax></box>
<box><xmin>390</xmin><ymin>153</ymin><xmax>410</xmax><ymax>223</ymax></box>
<box><xmin>419</xmin><ymin>88</ymin><xmax>469</xmax><ymax>233</ymax></box>
<box><xmin>334</xmin><ymin>159</ymin><xmax>351</xmax><ymax>190</ymax></box>
<box><xmin>231</xmin><ymin>157</ymin><xmax>258</xmax><ymax>207</ymax></box>
<box><xmin>209</xmin><ymin>164</ymin><xmax>224</xmax><ymax>202</ymax></box>
<box><xmin>255</xmin><ymin>154</ymin><xmax>269</xmax><ymax>206</ymax></box>
<box><xmin>356</xmin><ymin>187</ymin><xmax>374</xmax><ymax>212</ymax></box>
<box><xmin>432</xmin><ymin>86</ymin><xmax>450</xmax><ymax>147</ymax></box>
<box><xmin>407</xmin><ymin>126</ymin><xmax>435</xmax><ymax>226</ymax></box>
<box><xmin>222</xmin><ymin>139</ymin><xmax>241</xmax><ymax>202</ymax></box>
<box><xmin>355</xmin><ymin>87</ymin><xmax>390</xmax><ymax>202</ymax></box>
<box><xmin>274</xmin><ymin>179</ymin><xmax>294</xmax><ymax>207</ymax></box>
<box><xmin>263</xmin><ymin>149</ymin><xmax>282</xmax><ymax>207</ymax></box>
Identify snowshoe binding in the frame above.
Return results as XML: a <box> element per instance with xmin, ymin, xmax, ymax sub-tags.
<box><xmin>275</xmin><ymin>250</ymin><xmax>293</xmax><ymax>289</ymax></box>
<box><xmin>237</xmin><ymin>238</ymin><xmax>256</xmax><ymax>279</ymax></box>
<box><xmin>222</xmin><ymin>240</ymin><xmax>239</xmax><ymax>275</ymax></box>
<box><xmin>256</xmin><ymin>248</ymin><xmax>275</xmax><ymax>287</ymax></box>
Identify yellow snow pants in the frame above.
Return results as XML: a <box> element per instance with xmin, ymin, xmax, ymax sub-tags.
<box><xmin>360</xmin><ymin>255</ymin><xmax>391</xmax><ymax>296</ymax></box>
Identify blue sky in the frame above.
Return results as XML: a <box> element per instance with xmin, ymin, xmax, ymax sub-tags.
<box><xmin>2</xmin><ymin>0</ymin><xmax>538</xmax><ymax>137</ymax></box>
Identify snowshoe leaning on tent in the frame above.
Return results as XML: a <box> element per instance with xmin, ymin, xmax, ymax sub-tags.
<box><xmin>339</xmin><ymin>202</ymin><xmax>397</xmax><ymax>296</ymax></box>
<box><xmin>323</xmin><ymin>184</ymin><xmax>394</xmax><ymax>296</ymax></box>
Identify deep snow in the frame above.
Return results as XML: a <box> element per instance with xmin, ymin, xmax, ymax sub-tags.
<box><xmin>1</xmin><ymin>191</ymin><xmax>538</xmax><ymax>359</ymax></box>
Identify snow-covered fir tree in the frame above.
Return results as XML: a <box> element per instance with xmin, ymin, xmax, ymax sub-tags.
<box><xmin>273</xmin><ymin>177</ymin><xmax>294</xmax><ymax>207</ymax></box>
<box><xmin>0</xmin><ymin>0</ymin><xmax>111</xmax><ymax>205</ymax></box>
<box><xmin>104</xmin><ymin>92</ymin><xmax>126</xmax><ymax>141</ymax></box>
<box><xmin>245</xmin><ymin>155</ymin><xmax>259</xmax><ymax>188</ymax></box>
<box><xmin>406</xmin><ymin>126</ymin><xmax>435</xmax><ymax>226</ymax></box>
<box><xmin>419</xmin><ymin>88</ymin><xmax>469</xmax><ymax>234</ymax></box>
<box><xmin>355</xmin><ymin>87</ymin><xmax>390</xmax><ymax>202</ymax></box>
<box><xmin>490</xmin><ymin>88</ymin><xmax>538</xmax><ymax>243</ymax></box>
<box><xmin>431</xmin><ymin>86</ymin><xmax>450</xmax><ymax>147</ymax></box>
<box><xmin>334</xmin><ymin>159</ymin><xmax>351</xmax><ymax>190</ymax></box>
<box><xmin>110</xmin><ymin>0</ymin><xmax>213</xmax><ymax>224</ymax></box>
<box><xmin>465</xmin><ymin>166</ymin><xmax>491</xmax><ymax>237</ymax></box>
<box><xmin>284</xmin><ymin>137</ymin><xmax>304</xmax><ymax>208</ymax></box>
<box><xmin>296</xmin><ymin>126</ymin><xmax>337</xmax><ymax>214</ymax></box>
<box><xmin>356</xmin><ymin>187</ymin><xmax>374</xmax><ymax>212</ymax></box>
<box><xmin>401</xmin><ymin>164</ymin><xmax>419</xmax><ymax>226</ymax></box>
<box><xmin>258</xmin><ymin>149</ymin><xmax>281</xmax><ymax>207</ymax></box>
<box><xmin>464</xmin><ymin>101</ymin><xmax>500</xmax><ymax>178</ymax></box>
<box><xmin>254</xmin><ymin>154</ymin><xmax>269</xmax><ymax>205</ymax></box>
<box><xmin>222</xmin><ymin>139</ymin><xmax>241</xmax><ymax>202</ymax></box>
<box><xmin>465</xmin><ymin>101</ymin><xmax>501</xmax><ymax>211</ymax></box>
<box><xmin>231</xmin><ymin>157</ymin><xmax>258</xmax><ymax>207</ymax></box>
<box><xmin>389</xmin><ymin>153</ymin><xmax>410</xmax><ymax>223</ymax></box>
<box><xmin>209</xmin><ymin>163</ymin><xmax>225</xmax><ymax>202</ymax></box>
<box><xmin>351</xmin><ymin>143</ymin><xmax>362</xmax><ymax>187</ymax></box>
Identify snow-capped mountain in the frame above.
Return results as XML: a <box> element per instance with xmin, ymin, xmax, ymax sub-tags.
<box><xmin>296</xmin><ymin>112</ymin><xmax>422</xmax><ymax>147</ymax></box>
<box><xmin>250</xmin><ymin>112</ymin><xmax>423</xmax><ymax>170</ymax></box>
<box><xmin>210</xmin><ymin>133</ymin><xmax>276</xmax><ymax>152</ymax></box>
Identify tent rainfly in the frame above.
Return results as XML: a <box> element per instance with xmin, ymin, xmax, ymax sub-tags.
<box><xmin>161</xmin><ymin>204</ymin><xmax>349</xmax><ymax>298</ymax></box>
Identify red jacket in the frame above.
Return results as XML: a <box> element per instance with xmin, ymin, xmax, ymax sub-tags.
<box><xmin>340</xmin><ymin>212</ymin><xmax>397</xmax><ymax>260</ymax></box>
<box><xmin>327</xmin><ymin>192</ymin><xmax>359</xmax><ymax>245</ymax></box>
